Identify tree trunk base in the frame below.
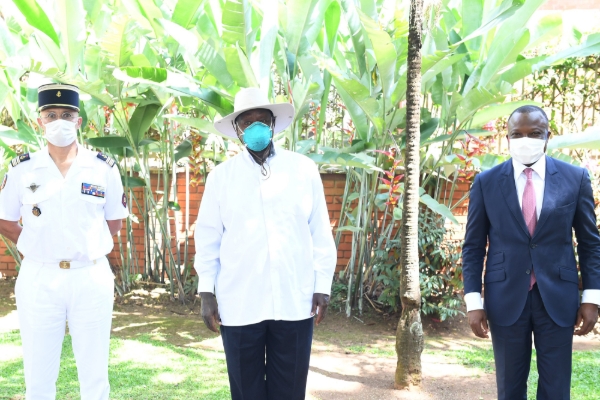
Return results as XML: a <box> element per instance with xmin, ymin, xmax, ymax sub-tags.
<box><xmin>394</xmin><ymin>307</ymin><xmax>424</xmax><ymax>388</ymax></box>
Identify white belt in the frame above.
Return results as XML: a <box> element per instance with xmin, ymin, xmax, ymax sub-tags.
<box><xmin>25</xmin><ymin>258</ymin><xmax>104</xmax><ymax>270</ymax></box>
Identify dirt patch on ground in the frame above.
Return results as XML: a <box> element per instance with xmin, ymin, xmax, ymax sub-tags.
<box><xmin>1</xmin><ymin>279</ymin><xmax>599</xmax><ymax>399</ymax></box>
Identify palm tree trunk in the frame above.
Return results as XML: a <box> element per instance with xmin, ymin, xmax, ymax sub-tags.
<box><xmin>395</xmin><ymin>0</ymin><xmax>425</xmax><ymax>389</ymax></box>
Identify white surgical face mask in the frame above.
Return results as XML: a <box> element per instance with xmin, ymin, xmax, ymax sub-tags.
<box><xmin>509</xmin><ymin>137</ymin><xmax>546</xmax><ymax>165</ymax></box>
<box><xmin>44</xmin><ymin>119</ymin><xmax>78</xmax><ymax>147</ymax></box>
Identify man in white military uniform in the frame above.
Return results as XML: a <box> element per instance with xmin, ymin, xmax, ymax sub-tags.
<box><xmin>195</xmin><ymin>88</ymin><xmax>337</xmax><ymax>399</ymax></box>
<box><xmin>0</xmin><ymin>84</ymin><xmax>128</xmax><ymax>400</ymax></box>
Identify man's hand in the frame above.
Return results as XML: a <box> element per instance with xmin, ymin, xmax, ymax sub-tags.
<box><xmin>468</xmin><ymin>309</ymin><xmax>489</xmax><ymax>339</ymax></box>
<box><xmin>0</xmin><ymin>219</ymin><xmax>22</xmax><ymax>244</ymax></box>
<box><xmin>574</xmin><ymin>303</ymin><xmax>599</xmax><ymax>336</ymax></box>
<box><xmin>199</xmin><ymin>292</ymin><xmax>221</xmax><ymax>333</ymax></box>
<box><xmin>106</xmin><ymin>219</ymin><xmax>122</xmax><ymax>236</ymax></box>
<box><xmin>311</xmin><ymin>293</ymin><xmax>329</xmax><ymax>326</ymax></box>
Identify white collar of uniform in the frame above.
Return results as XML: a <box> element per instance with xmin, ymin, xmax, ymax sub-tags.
<box><xmin>512</xmin><ymin>155</ymin><xmax>546</xmax><ymax>182</ymax></box>
<box><xmin>32</xmin><ymin>143</ymin><xmax>94</xmax><ymax>169</ymax></box>
<box><xmin>76</xmin><ymin>144</ymin><xmax>95</xmax><ymax>167</ymax></box>
<box><xmin>31</xmin><ymin>146</ymin><xmax>53</xmax><ymax>169</ymax></box>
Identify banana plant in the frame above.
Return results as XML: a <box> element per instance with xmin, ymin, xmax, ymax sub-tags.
<box><xmin>0</xmin><ymin>0</ymin><xmax>598</xmax><ymax>305</ymax></box>
<box><xmin>304</xmin><ymin>0</ymin><xmax>600</xmax><ymax>315</ymax></box>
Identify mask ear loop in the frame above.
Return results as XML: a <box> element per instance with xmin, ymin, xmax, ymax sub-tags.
<box><xmin>232</xmin><ymin>120</ymin><xmax>240</xmax><ymax>140</ymax></box>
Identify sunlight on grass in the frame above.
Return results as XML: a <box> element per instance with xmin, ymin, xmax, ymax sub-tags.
<box><xmin>111</xmin><ymin>320</ymin><xmax>166</xmax><ymax>332</ymax></box>
<box><xmin>426</xmin><ymin>344</ymin><xmax>600</xmax><ymax>400</ymax></box>
<box><xmin>527</xmin><ymin>350</ymin><xmax>600</xmax><ymax>400</ymax></box>
<box><xmin>176</xmin><ymin>331</ymin><xmax>196</xmax><ymax>340</ymax></box>
<box><xmin>0</xmin><ymin>331</ymin><xmax>230</xmax><ymax>400</ymax></box>
<box><xmin>425</xmin><ymin>345</ymin><xmax>496</xmax><ymax>374</ymax></box>
<box><xmin>0</xmin><ymin>330</ymin><xmax>21</xmax><ymax>363</ymax></box>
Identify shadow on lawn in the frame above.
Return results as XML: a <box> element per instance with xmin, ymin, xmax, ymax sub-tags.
<box><xmin>110</xmin><ymin>310</ymin><xmax>220</xmax><ymax>348</ymax></box>
<box><xmin>1</xmin><ymin>331</ymin><xmax>231</xmax><ymax>400</ymax></box>
<box><xmin>0</xmin><ymin>281</ymin><xmax>16</xmax><ymax>319</ymax></box>
<box><xmin>309</xmin><ymin>364</ymin><xmax>394</xmax><ymax>387</ymax></box>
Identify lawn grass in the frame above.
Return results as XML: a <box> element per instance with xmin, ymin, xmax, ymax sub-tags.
<box><xmin>0</xmin><ymin>330</ymin><xmax>230</xmax><ymax>399</ymax></box>
<box><xmin>2</xmin><ymin>325</ymin><xmax>598</xmax><ymax>400</ymax></box>
<box><xmin>427</xmin><ymin>345</ymin><xmax>600</xmax><ymax>400</ymax></box>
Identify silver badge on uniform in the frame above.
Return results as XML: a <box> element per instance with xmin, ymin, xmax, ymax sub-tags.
<box><xmin>27</xmin><ymin>183</ymin><xmax>40</xmax><ymax>193</ymax></box>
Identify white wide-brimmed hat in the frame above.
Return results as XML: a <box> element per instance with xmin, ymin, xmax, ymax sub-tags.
<box><xmin>214</xmin><ymin>87</ymin><xmax>295</xmax><ymax>139</ymax></box>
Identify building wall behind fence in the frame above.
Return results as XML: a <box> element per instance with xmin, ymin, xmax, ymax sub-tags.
<box><xmin>0</xmin><ymin>173</ymin><xmax>470</xmax><ymax>277</ymax></box>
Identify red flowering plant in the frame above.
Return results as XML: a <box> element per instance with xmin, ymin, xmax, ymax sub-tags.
<box><xmin>453</xmin><ymin>131</ymin><xmax>492</xmax><ymax>184</ymax></box>
<box><xmin>375</xmin><ymin>148</ymin><xmax>404</xmax><ymax>207</ymax></box>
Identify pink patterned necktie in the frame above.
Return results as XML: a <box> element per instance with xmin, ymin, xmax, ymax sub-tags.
<box><xmin>522</xmin><ymin>168</ymin><xmax>537</xmax><ymax>290</ymax></box>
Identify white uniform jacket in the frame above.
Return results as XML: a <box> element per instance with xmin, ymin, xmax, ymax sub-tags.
<box><xmin>0</xmin><ymin>145</ymin><xmax>128</xmax><ymax>262</ymax></box>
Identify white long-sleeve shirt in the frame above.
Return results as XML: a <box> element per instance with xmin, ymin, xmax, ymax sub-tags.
<box><xmin>465</xmin><ymin>156</ymin><xmax>600</xmax><ymax>311</ymax></box>
<box><xmin>194</xmin><ymin>147</ymin><xmax>337</xmax><ymax>326</ymax></box>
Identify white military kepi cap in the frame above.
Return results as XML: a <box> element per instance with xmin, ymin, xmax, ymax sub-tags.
<box><xmin>214</xmin><ymin>87</ymin><xmax>295</xmax><ymax>139</ymax></box>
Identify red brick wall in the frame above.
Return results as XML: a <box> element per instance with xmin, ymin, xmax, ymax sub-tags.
<box><xmin>0</xmin><ymin>173</ymin><xmax>471</xmax><ymax>277</ymax></box>
<box><xmin>438</xmin><ymin>182</ymin><xmax>471</xmax><ymax>241</ymax></box>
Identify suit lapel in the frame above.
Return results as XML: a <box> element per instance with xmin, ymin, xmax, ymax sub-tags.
<box><xmin>533</xmin><ymin>156</ymin><xmax>559</xmax><ymax>238</ymax></box>
<box><xmin>498</xmin><ymin>160</ymin><xmax>531</xmax><ymax>238</ymax></box>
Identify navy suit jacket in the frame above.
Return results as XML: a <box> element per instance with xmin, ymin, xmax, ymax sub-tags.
<box><xmin>462</xmin><ymin>156</ymin><xmax>600</xmax><ymax>327</ymax></box>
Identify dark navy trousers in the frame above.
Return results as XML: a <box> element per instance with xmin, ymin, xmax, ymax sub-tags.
<box><xmin>220</xmin><ymin>318</ymin><xmax>313</xmax><ymax>400</ymax></box>
<box><xmin>489</xmin><ymin>284</ymin><xmax>574</xmax><ymax>400</ymax></box>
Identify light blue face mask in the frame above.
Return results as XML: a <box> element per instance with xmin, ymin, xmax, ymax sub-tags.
<box><xmin>241</xmin><ymin>121</ymin><xmax>273</xmax><ymax>152</ymax></box>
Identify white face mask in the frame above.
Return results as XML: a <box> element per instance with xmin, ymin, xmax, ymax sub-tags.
<box><xmin>44</xmin><ymin>119</ymin><xmax>78</xmax><ymax>147</ymax></box>
<box><xmin>509</xmin><ymin>137</ymin><xmax>546</xmax><ymax>165</ymax></box>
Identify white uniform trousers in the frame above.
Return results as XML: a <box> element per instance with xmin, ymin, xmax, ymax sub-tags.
<box><xmin>15</xmin><ymin>257</ymin><xmax>114</xmax><ymax>400</ymax></box>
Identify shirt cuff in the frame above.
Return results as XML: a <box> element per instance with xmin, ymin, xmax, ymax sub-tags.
<box><xmin>314</xmin><ymin>277</ymin><xmax>332</xmax><ymax>296</ymax></box>
<box><xmin>197</xmin><ymin>276</ymin><xmax>216</xmax><ymax>294</ymax></box>
<box><xmin>464</xmin><ymin>292</ymin><xmax>484</xmax><ymax>312</ymax></box>
<box><xmin>105</xmin><ymin>209</ymin><xmax>129</xmax><ymax>220</ymax></box>
<box><xmin>581</xmin><ymin>289</ymin><xmax>600</xmax><ymax>306</ymax></box>
<box><xmin>0</xmin><ymin>212</ymin><xmax>21</xmax><ymax>221</ymax></box>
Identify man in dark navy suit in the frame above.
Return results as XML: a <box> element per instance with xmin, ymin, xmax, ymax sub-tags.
<box><xmin>462</xmin><ymin>105</ymin><xmax>600</xmax><ymax>400</ymax></box>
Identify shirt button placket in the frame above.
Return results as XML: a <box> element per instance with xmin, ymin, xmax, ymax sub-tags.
<box><xmin>260</xmin><ymin>169</ymin><xmax>281</xmax><ymax>320</ymax></box>
<box><xmin>60</xmin><ymin>181</ymin><xmax>68</xmax><ymax>256</ymax></box>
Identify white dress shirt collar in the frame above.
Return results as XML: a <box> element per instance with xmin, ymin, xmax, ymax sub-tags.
<box><xmin>512</xmin><ymin>154</ymin><xmax>546</xmax><ymax>181</ymax></box>
<box><xmin>242</xmin><ymin>144</ymin><xmax>278</xmax><ymax>165</ymax></box>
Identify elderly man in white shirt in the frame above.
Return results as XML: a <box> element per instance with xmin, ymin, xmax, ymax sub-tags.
<box><xmin>194</xmin><ymin>88</ymin><xmax>337</xmax><ymax>400</ymax></box>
